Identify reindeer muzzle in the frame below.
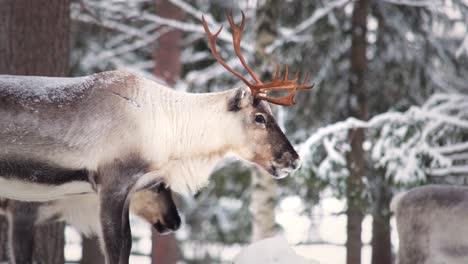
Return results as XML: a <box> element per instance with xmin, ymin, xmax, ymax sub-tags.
<box><xmin>270</xmin><ymin>151</ymin><xmax>301</xmax><ymax>179</ymax></box>
<box><xmin>153</xmin><ymin>215</ymin><xmax>181</xmax><ymax>235</ymax></box>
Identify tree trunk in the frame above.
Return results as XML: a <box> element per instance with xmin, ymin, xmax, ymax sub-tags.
<box><xmin>370</xmin><ymin>174</ymin><xmax>392</xmax><ymax>264</ymax></box>
<box><xmin>250</xmin><ymin>169</ymin><xmax>277</xmax><ymax>241</ymax></box>
<box><xmin>151</xmin><ymin>1</ymin><xmax>183</xmax><ymax>263</ymax></box>
<box><xmin>250</xmin><ymin>0</ymin><xmax>280</xmax><ymax>242</ymax></box>
<box><xmin>0</xmin><ymin>0</ymin><xmax>70</xmax><ymax>75</ymax></box>
<box><xmin>81</xmin><ymin>236</ymin><xmax>105</xmax><ymax>264</ymax></box>
<box><xmin>0</xmin><ymin>217</ymin><xmax>8</xmax><ymax>262</ymax></box>
<box><xmin>33</xmin><ymin>223</ymin><xmax>66</xmax><ymax>264</ymax></box>
<box><xmin>153</xmin><ymin>0</ymin><xmax>184</xmax><ymax>86</ymax></box>
<box><xmin>346</xmin><ymin>0</ymin><xmax>370</xmax><ymax>264</ymax></box>
<box><xmin>151</xmin><ymin>235</ymin><xmax>179</xmax><ymax>264</ymax></box>
<box><xmin>369</xmin><ymin>5</ymin><xmax>393</xmax><ymax>263</ymax></box>
<box><xmin>0</xmin><ymin>0</ymin><xmax>70</xmax><ymax>263</ymax></box>
<box><xmin>345</xmin><ymin>137</ymin><xmax>365</xmax><ymax>264</ymax></box>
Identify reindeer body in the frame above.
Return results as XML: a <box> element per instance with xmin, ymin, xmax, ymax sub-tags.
<box><xmin>0</xmin><ymin>70</ymin><xmax>245</xmax><ymax>197</ymax></box>
<box><xmin>0</xmin><ymin>68</ymin><xmax>301</xmax><ymax>263</ymax></box>
<box><xmin>0</xmin><ymin>194</ymin><xmax>101</xmax><ymax>236</ymax></box>
<box><xmin>392</xmin><ymin>185</ymin><xmax>468</xmax><ymax>264</ymax></box>
<box><xmin>0</xmin><ymin>70</ymin><xmax>240</xmax><ymax>263</ymax></box>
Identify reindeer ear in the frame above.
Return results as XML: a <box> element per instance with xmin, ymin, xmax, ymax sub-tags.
<box><xmin>228</xmin><ymin>88</ymin><xmax>251</xmax><ymax>112</ymax></box>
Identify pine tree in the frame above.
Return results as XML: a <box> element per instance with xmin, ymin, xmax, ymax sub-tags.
<box><xmin>0</xmin><ymin>0</ymin><xmax>70</xmax><ymax>263</ymax></box>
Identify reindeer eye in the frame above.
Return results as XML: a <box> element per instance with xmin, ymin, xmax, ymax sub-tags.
<box><xmin>255</xmin><ymin>114</ymin><xmax>266</xmax><ymax>124</ymax></box>
<box><xmin>152</xmin><ymin>182</ymin><xmax>166</xmax><ymax>193</ymax></box>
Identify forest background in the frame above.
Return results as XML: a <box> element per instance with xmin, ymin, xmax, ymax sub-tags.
<box><xmin>0</xmin><ymin>0</ymin><xmax>467</xmax><ymax>263</ymax></box>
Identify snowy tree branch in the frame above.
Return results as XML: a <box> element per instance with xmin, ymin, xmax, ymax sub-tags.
<box><xmin>299</xmin><ymin>93</ymin><xmax>468</xmax><ymax>183</ymax></box>
<box><xmin>266</xmin><ymin>0</ymin><xmax>349</xmax><ymax>53</ymax></box>
<box><xmin>429</xmin><ymin>166</ymin><xmax>468</xmax><ymax>176</ymax></box>
<box><xmin>430</xmin><ymin>142</ymin><xmax>468</xmax><ymax>155</ymax></box>
<box><xmin>382</xmin><ymin>0</ymin><xmax>441</xmax><ymax>7</ymax></box>
<box><xmin>141</xmin><ymin>13</ymin><xmax>254</xmax><ymax>52</ymax></box>
<box><xmin>456</xmin><ymin>34</ymin><xmax>468</xmax><ymax>58</ymax></box>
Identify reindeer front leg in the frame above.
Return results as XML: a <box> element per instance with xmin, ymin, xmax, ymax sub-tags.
<box><xmin>7</xmin><ymin>201</ymin><xmax>39</xmax><ymax>264</ymax></box>
<box><xmin>98</xmin><ymin>155</ymin><xmax>151</xmax><ymax>264</ymax></box>
<box><xmin>99</xmin><ymin>189</ymin><xmax>132</xmax><ymax>264</ymax></box>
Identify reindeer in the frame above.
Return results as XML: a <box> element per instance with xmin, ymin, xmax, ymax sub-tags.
<box><xmin>392</xmin><ymin>184</ymin><xmax>468</xmax><ymax>264</ymax></box>
<box><xmin>0</xmin><ymin>12</ymin><xmax>313</xmax><ymax>264</ymax></box>
<box><xmin>0</xmin><ymin>185</ymin><xmax>180</xmax><ymax>264</ymax></box>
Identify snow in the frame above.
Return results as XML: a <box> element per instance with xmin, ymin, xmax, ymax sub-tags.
<box><xmin>83</xmin><ymin>32</ymin><xmax>162</xmax><ymax>67</ymax></box>
<box><xmin>294</xmin><ymin>244</ymin><xmax>371</xmax><ymax>264</ymax></box>
<box><xmin>266</xmin><ymin>0</ymin><xmax>349</xmax><ymax>53</ymax></box>
<box><xmin>129</xmin><ymin>255</ymin><xmax>151</xmax><ymax>264</ymax></box>
<box><xmin>298</xmin><ymin>93</ymin><xmax>468</xmax><ymax>183</ymax></box>
<box><xmin>233</xmin><ymin>235</ymin><xmax>318</xmax><ymax>264</ymax></box>
<box><xmin>166</xmin><ymin>0</ymin><xmax>254</xmax><ymax>51</ymax></box>
<box><xmin>62</xmin><ymin>196</ymin><xmax>397</xmax><ymax>264</ymax></box>
<box><xmin>64</xmin><ymin>226</ymin><xmax>82</xmax><ymax>261</ymax></box>
<box><xmin>429</xmin><ymin>166</ymin><xmax>468</xmax><ymax>176</ymax></box>
<box><xmin>277</xmin><ymin>197</ymin><xmax>400</xmax><ymax>264</ymax></box>
<box><xmin>323</xmin><ymin>137</ymin><xmax>347</xmax><ymax>166</ymax></box>
<box><xmin>382</xmin><ymin>0</ymin><xmax>439</xmax><ymax>7</ymax></box>
<box><xmin>230</xmin><ymin>196</ymin><xmax>399</xmax><ymax>264</ymax></box>
<box><xmin>130</xmin><ymin>215</ymin><xmax>153</xmax><ymax>255</ymax></box>
<box><xmin>430</xmin><ymin>141</ymin><xmax>468</xmax><ymax>154</ymax></box>
<box><xmin>456</xmin><ymin>35</ymin><xmax>468</xmax><ymax>58</ymax></box>
<box><xmin>276</xmin><ymin>196</ymin><xmax>312</xmax><ymax>243</ymax></box>
<box><xmin>63</xmin><ymin>215</ymin><xmax>154</xmax><ymax>262</ymax></box>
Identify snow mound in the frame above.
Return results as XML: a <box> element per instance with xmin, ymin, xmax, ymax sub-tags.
<box><xmin>234</xmin><ymin>235</ymin><xmax>319</xmax><ymax>264</ymax></box>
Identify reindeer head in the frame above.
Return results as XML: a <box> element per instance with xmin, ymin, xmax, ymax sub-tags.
<box><xmin>202</xmin><ymin>12</ymin><xmax>314</xmax><ymax>178</ymax></box>
<box><xmin>130</xmin><ymin>184</ymin><xmax>181</xmax><ymax>234</ymax></box>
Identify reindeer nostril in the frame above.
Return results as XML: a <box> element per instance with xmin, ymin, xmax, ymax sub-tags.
<box><xmin>163</xmin><ymin>215</ymin><xmax>181</xmax><ymax>231</ymax></box>
<box><xmin>292</xmin><ymin>159</ymin><xmax>301</xmax><ymax>170</ymax></box>
<box><xmin>153</xmin><ymin>221</ymin><xmax>169</xmax><ymax>234</ymax></box>
<box><xmin>274</xmin><ymin>152</ymin><xmax>283</xmax><ymax>161</ymax></box>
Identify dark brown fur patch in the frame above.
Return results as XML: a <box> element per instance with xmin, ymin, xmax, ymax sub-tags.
<box><xmin>227</xmin><ymin>89</ymin><xmax>245</xmax><ymax>112</ymax></box>
<box><xmin>0</xmin><ymin>156</ymin><xmax>89</xmax><ymax>185</ymax></box>
<box><xmin>97</xmin><ymin>152</ymin><xmax>150</xmax><ymax>188</ymax></box>
<box><xmin>252</xmin><ymin>99</ymin><xmax>299</xmax><ymax>166</ymax></box>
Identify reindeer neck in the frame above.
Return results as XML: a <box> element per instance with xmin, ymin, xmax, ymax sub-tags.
<box><xmin>142</xmin><ymin>84</ymin><xmax>245</xmax><ymax>194</ymax></box>
<box><xmin>146</xmin><ymin>83</ymin><xmax>242</xmax><ymax>163</ymax></box>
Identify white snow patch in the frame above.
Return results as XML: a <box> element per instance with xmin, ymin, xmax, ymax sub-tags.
<box><xmin>130</xmin><ymin>214</ymin><xmax>153</xmax><ymax>255</ymax></box>
<box><xmin>65</xmin><ymin>226</ymin><xmax>82</xmax><ymax>261</ymax></box>
<box><xmin>294</xmin><ymin>244</ymin><xmax>371</xmax><ymax>264</ymax></box>
<box><xmin>276</xmin><ymin>196</ymin><xmax>312</xmax><ymax>243</ymax></box>
<box><xmin>129</xmin><ymin>255</ymin><xmax>151</xmax><ymax>264</ymax></box>
<box><xmin>234</xmin><ymin>235</ymin><xmax>319</xmax><ymax>264</ymax></box>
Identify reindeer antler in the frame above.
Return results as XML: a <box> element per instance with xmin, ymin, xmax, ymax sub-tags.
<box><xmin>202</xmin><ymin>11</ymin><xmax>314</xmax><ymax>106</ymax></box>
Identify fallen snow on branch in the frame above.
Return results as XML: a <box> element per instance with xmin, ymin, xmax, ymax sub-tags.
<box><xmin>299</xmin><ymin>93</ymin><xmax>468</xmax><ymax>183</ymax></box>
<box><xmin>382</xmin><ymin>0</ymin><xmax>442</xmax><ymax>7</ymax></box>
<box><xmin>267</xmin><ymin>0</ymin><xmax>349</xmax><ymax>53</ymax></box>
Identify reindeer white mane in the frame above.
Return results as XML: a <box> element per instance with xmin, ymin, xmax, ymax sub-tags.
<box><xmin>136</xmin><ymin>78</ymin><xmax>248</xmax><ymax>194</ymax></box>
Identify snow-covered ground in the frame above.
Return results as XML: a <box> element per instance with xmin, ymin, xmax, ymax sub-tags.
<box><xmin>273</xmin><ymin>195</ymin><xmax>398</xmax><ymax>264</ymax></box>
<box><xmin>234</xmin><ymin>235</ymin><xmax>318</xmax><ymax>264</ymax></box>
<box><xmin>64</xmin><ymin>196</ymin><xmax>399</xmax><ymax>263</ymax></box>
